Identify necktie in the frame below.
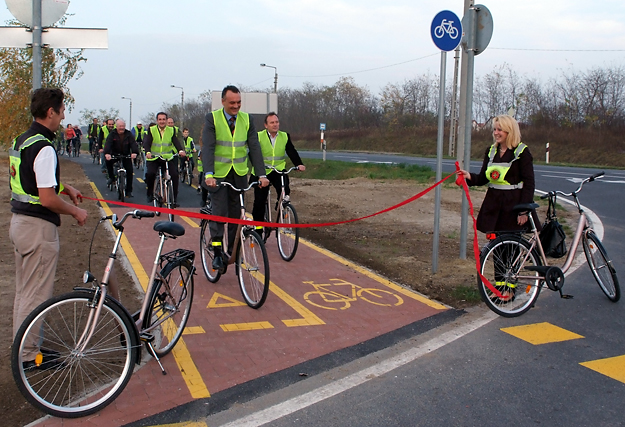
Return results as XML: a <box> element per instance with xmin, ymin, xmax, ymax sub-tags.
<box><xmin>228</xmin><ymin>116</ymin><xmax>236</xmax><ymax>134</ymax></box>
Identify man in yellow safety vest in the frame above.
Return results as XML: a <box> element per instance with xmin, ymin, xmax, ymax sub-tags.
<box><xmin>201</xmin><ymin>85</ymin><xmax>269</xmax><ymax>270</ymax></box>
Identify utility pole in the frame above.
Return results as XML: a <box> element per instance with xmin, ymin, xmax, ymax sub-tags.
<box><xmin>32</xmin><ymin>0</ymin><xmax>42</xmax><ymax>89</ymax></box>
<box><xmin>448</xmin><ymin>46</ymin><xmax>460</xmax><ymax>157</ymax></box>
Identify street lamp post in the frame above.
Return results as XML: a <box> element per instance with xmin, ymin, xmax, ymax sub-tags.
<box><xmin>260</xmin><ymin>63</ymin><xmax>278</xmax><ymax>93</ymax></box>
<box><xmin>171</xmin><ymin>85</ymin><xmax>184</xmax><ymax>128</ymax></box>
<box><xmin>121</xmin><ymin>97</ymin><xmax>132</xmax><ymax>126</ymax></box>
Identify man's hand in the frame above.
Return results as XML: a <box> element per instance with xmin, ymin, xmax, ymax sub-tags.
<box><xmin>297</xmin><ymin>165</ymin><xmax>306</xmax><ymax>171</ymax></box>
<box><xmin>259</xmin><ymin>177</ymin><xmax>270</xmax><ymax>188</ymax></box>
<box><xmin>205</xmin><ymin>177</ymin><xmax>217</xmax><ymax>187</ymax></box>
<box><xmin>179</xmin><ymin>150</ymin><xmax>186</xmax><ymax>158</ymax></box>
<box><xmin>146</xmin><ymin>152</ymin><xmax>152</xmax><ymax>159</ymax></box>
<box><xmin>64</xmin><ymin>184</ymin><xmax>83</xmax><ymax>206</ymax></box>
<box><xmin>105</xmin><ymin>154</ymin><xmax>111</xmax><ymax>161</ymax></box>
<box><xmin>99</xmin><ymin>148</ymin><xmax>104</xmax><ymax>153</ymax></box>
<box><xmin>131</xmin><ymin>153</ymin><xmax>137</xmax><ymax>159</ymax></box>
<box><xmin>73</xmin><ymin>207</ymin><xmax>88</xmax><ymax>226</ymax></box>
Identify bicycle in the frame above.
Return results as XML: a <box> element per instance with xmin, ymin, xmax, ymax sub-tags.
<box><xmin>199</xmin><ymin>181</ymin><xmax>270</xmax><ymax>308</ymax></box>
<box><xmin>303</xmin><ymin>279</ymin><xmax>403</xmax><ymax>310</ymax></box>
<box><xmin>152</xmin><ymin>154</ymin><xmax>177</xmax><ymax>222</ymax></box>
<box><xmin>11</xmin><ymin>210</ymin><xmax>195</xmax><ymax>418</ymax></box>
<box><xmin>72</xmin><ymin>138</ymin><xmax>80</xmax><ymax>157</ymax></box>
<box><xmin>56</xmin><ymin>140</ymin><xmax>65</xmax><ymax>156</ymax></box>
<box><xmin>478</xmin><ymin>172</ymin><xmax>620</xmax><ymax>317</ymax></box>
<box><xmin>135</xmin><ymin>149</ymin><xmax>145</xmax><ymax>170</ymax></box>
<box><xmin>91</xmin><ymin>142</ymin><xmax>101</xmax><ymax>164</ymax></box>
<box><xmin>263</xmin><ymin>165</ymin><xmax>300</xmax><ymax>261</ymax></box>
<box><xmin>108</xmin><ymin>154</ymin><xmax>132</xmax><ymax>203</ymax></box>
<box><xmin>179</xmin><ymin>154</ymin><xmax>194</xmax><ymax>186</ymax></box>
<box><xmin>434</xmin><ymin>19</ymin><xmax>459</xmax><ymax>39</ymax></box>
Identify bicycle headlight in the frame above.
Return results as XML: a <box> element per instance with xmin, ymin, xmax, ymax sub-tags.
<box><xmin>83</xmin><ymin>271</ymin><xmax>95</xmax><ymax>284</ymax></box>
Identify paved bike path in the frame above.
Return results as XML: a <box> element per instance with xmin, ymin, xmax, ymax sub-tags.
<box><xmin>31</xmin><ymin>176</ymin><xmax>457</xmax><ymax>427</ymax></box>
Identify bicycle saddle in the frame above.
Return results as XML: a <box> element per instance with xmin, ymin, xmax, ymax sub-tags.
<box><xmin>512</xmin><ymin>203</ymin><xmax>539</xmax><ymax>213</ymax></box>
<box><xmin>154</xmin><ymin>221</ymin><xmax>185</xmax><ymax>237</ymax></box>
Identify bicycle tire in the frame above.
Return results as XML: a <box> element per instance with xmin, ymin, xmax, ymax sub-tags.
<box><xmin>145</xmin><ymin>258</ymin><xmax>194</xmax><ymax>358</ymax></box>
<box><xmin>263</xmin><ymin>200</ymin><xmax>272</xmax><ymax>243</ymax></box>
<box><xmin>277</xmin><ymin>203</ymin><xmax>299</xmax><ymax>261</ymax></box>
<box><xmin>582</xmin><ymin>231</ymin><xmax>620</xmax><ymax>302</ymax></box>
<box><xmin>153</xmin><ymin>174</ymin><xmax>163</xmax><ymax>216</ymax></box>
<box><xmin>478</xmin><ymin>235</ymin><xmax>543</xmax><ymax>317</ymax></box>
<box><xmin>11</xmin><ymin>290</ymin><xmax>137</xmax><ymax>418</ymax></box>
<box><xmin>167</xmin><ymin>181</ymin><xmax>175</xmax><ymax>222</ymax></box>
<box><xmin>118</xmin><ymin>170</ymin><xmax>126</xmax><ymax>203</ymax></box>
<box><xmin>186</xmin><ymin>164</ymin><xmax>193</xmax><ymax>186</ymax></box>
<box><xmin>200</xmin><ymin>219</ymin><xmax>221</xmax><ymax>283</ymax></box>
<box><xmin>236</xmin><ymin>229</ymin><xmax>270</xmax><ymax>308</ymax></box>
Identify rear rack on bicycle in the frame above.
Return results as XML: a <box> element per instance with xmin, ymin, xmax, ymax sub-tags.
<box><xmin>160</xmin><ymin>248</ymin><xmax>195</xmax><ymax>266</ymax></box>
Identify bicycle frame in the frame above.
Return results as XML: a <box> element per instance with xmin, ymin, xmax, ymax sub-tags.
<box><xmin>218</xmin><ymin>181</ymin><xmax>259</xmax><ymax>265</ymax></box>
<box><xmin>265</xmin><ymin>166</ymin><xmax>298</xmax><ymax>233</ymax></box>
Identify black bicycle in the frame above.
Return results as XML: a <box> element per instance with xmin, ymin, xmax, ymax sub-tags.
<box><xmin>108</xmin><ymin>154</ymin><xmax>132</xmax><ymax>203</ymax></box>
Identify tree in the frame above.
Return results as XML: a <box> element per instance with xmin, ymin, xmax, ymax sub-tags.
<box><xmin>0</xmin><ymin>19</ymin><xmax>86</xmax><ymax>145</ymax></box>
<box><xmin>78</xmin><ymin>108</ymin><xmax>121</xmax><ymax>125</ymax></box>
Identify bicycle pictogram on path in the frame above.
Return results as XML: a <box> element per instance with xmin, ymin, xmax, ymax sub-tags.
<box><xmin>303</xmin><ymin>278</ymin><xmax>404</xmax><ymax>310</ymax></box>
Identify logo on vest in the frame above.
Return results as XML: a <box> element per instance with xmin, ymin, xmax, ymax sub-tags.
<box><xmin>489</xmin><ymin>170</ymin><xmax>500</xmax><ymax>181</ymax></box>
<box><xmin>10</xmin><ymin>164</ymin><xmax>16</xmax><ymax>177</ymax></box>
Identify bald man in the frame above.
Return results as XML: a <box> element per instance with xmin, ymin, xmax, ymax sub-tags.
<box><xmin>104</xmin><ymin>119</ymin><xmax>140</xmax><ymax>197</ymax></box>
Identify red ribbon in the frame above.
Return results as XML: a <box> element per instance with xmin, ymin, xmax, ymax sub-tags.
<box><xmin>454</xmin><ymin>162</ymin><xmax>503</xmax><ymax>298</ymax></box>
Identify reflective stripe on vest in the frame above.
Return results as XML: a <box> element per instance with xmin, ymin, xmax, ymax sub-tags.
<box><xmin>257</xmin><ymin>130</ymin><xmax>287</xmax><ymax>175</ymax></box>
<box><xmin>184</xmin><ymin>136</ymin><xmax>194</xmax><ymax>152</ymax></box>
<box><xmin>148</xmin><ymin>126</ymin><xmax>176</xmax><ymax>160</ymax></box>
<box><xmin>485</xmin><ymin>143</ymin><xmax>527</xmax><ymax>190</ymax></box>
<box><xmin>212</xmin><ymin>109</ymin><xmax>250</xmax><ymax>178</ymax></box>
<box><xmin>10</xmin><ymin>134</ymin><xmax>53</xmax><ymax>204</ymax></box>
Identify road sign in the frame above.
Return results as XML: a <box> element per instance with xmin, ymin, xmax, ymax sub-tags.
<box><xmin>320</xmin><ymin>123</ymin><xmax>326</xmax><ymax>131</ymax></box>
<box><xmin>0</xmin><ymin>27</ymin><xmax>108</xmax><ymax>48</ymax></box>
<box><xmin>5</xmin><ymin>0</ymin><xmax>68</xmax><ymax>27</ymax></box>
<box><xmin>431</xmin><ymin>10</ymin><xmax>462</xmax><ymax>52</ymax></box>
<box><xmin>461</xmin><ymin>4</ymin><xmax>493</xmax><ymax>56</ymax></box>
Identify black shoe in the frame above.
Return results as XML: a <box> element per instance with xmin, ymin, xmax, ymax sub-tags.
<box><xmin>23</xmin><ymin>348</ymin><xmax>63</xmax><ymax>371</ymax></box>
<box><xmin>147</xmin><ymin>195</ymin><xmax>153</xmax><ymax>203</ymax></box>
<box><xmin>126</xmin><ymin>192</ymin><xmax>133</xmax><ymax>198</ymax></box>
<box><xmin>212</xmin><ymin>255</ymin><xmax>224</xmax><ymax>271</ymax></box>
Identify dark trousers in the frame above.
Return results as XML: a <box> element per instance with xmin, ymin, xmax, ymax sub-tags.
<box><xmin>145</xmin><ymin>158</ymin><xmax>179</xmax><ymax>200</ymax></box>
<box><xmin>88</xmin><ymin>137</ymin><xmax>96</xmax><ymax>153</ymax></box>
<box><xmin>208</xmin><ymin>169</ymin><xmax>248</xmax><ymax>250</ymax></box>
<box><xmin>106</xmin><ymin>157</ymin><xmax>134</xmax><ymax>192</ymax></box>
<box><xmin>251</xmin><ymin>170</ymin><xmax>290</xmax><ymax>222</ymax></box>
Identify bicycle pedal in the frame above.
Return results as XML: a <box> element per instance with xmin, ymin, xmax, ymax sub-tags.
<box><xmin>140</xmin><ymin>332</ymin><xmax>155</xmax><ymax>343</ymax></box>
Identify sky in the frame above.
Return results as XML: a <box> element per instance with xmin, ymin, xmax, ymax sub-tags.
<box><xmin>2</xmin><ymin>0</ymin><xmax>625</xmax><ymax>127</ymax></box>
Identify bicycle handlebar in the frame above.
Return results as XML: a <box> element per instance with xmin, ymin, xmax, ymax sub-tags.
<box><xmin>219</xmin><ymin>181</ymin><xmax>260</xmax><ymax>192</ymax></box>
<box><xmin>541</xmin><ymin>172</ymin><xmax>604</xmax><ymax>199</ymax></box>
<box><xmin>266</xmin><ymin>165</ymin><xmax>299</xmax><ymax>174</ymax></box>
<box><xmin>104</xmin><ymin>210</ymin><xmax>155</xmax><ymax>229</ymax></box>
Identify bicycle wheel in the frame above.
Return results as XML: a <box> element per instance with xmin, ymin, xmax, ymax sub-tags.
<box><xmin>11</xmin><ymin>290</ymin><xmax>137</xmax><ymax>418</ymax></box>
<box><xmin>263</xmin><ymin>200</ymin><xmax>272</xmax><ymax>243</ymax></box>
<box><xmin>166</xmin><ymin>181</ymin><xmax>175</xmax><ymax>222</ymax></box>
<box><xmin>358</xmin><ymin>288</ymin><xmax>404</xmax><ymax>307</ymax></box>
<box><xmin>153</xmin><ymin>175</ymin><xmax>163</xmax><ymax>216</ymax></box>
<box><xmin>117</xmin><ymin>170</ymin><xmax>126</xmax><ymax>203</ymax></box>
<box><xmin>200</xmin><ymin>219</ymin><xmax>221</xmax><ymax>283</ymax></box>
<box><xmin>145</xmin><ymin>258</ymin><xmax>194</xmax><ymax>358</ymax></box>
<box><xmin>478</xmin><ymin>235</ymin><xmax>543</xmax><ymax>317</ymax></box>
<box><xmin>582</xmin><ymin>231</ymin><xmax>620</xmax><ymax>302</ymax></box>
<box><xmin>186</xmin><ymin>164</ymin><xmax>193</xmax><ymax>186</ymax></box>
<box><xmin>277</xmin><ymin>203</ymin><xmax>299</xmax><ymax>261</ymax></box>
<box><xmin>236</xmin><ymin>229</ymin><xmax>270</xmax><ymax>308</ymax></box>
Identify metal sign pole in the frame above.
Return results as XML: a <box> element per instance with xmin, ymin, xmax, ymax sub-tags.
<box><xmin>432</xmin><ymin>50</ymin><xmax>447</xmax><ymax>273</ymax></box>
<box><xmin>32</xmin><ymin>0</ymin><xmax>42</xmax><ymax>90</ymax></box>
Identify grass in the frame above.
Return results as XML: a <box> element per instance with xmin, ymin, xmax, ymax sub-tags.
<box><xmin>295</xmin><ymin>158</ymin><xmax>437</xmax><ymax>183</ymax></box>
<box><xmin>451</xmin><ymin>285</ymin><xmax>482</xmax><ymax>303</ymax></box>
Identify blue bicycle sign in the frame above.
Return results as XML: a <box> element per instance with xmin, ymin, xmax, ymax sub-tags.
<box><xmin>431</xmin><ymin>10</ymin><xmax>462</xmax><ymax>51</ymax></box>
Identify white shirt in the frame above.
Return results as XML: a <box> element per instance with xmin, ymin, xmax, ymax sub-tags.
<box><xmin>33</xmin><ymin>145</ymin><xmax>58</xmax><ymax>188</ymax></box>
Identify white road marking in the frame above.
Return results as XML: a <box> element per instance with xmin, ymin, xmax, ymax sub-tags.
<box><xmin>216</xmin><ymin>311</ymin><xmax>497</xmax><ymax>427</ymax></box>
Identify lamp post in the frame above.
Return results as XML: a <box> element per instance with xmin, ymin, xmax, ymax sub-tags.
<box><xmin>121</xmin><ymin>97</ymin><xmax>132</xmax><ymax>126</ymax></box>
<box><xmin>171</xmin><ymin>85</ymin><xmax>184</xmax><ymax>128</ymax></box>
<box><xmin>260</xmin><ymin>63</ymin><xmax>278</xmax><ymax>93</ymax></box>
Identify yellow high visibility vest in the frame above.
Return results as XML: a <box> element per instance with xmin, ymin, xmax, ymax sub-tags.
<box><xmin>212</xmin><ymin>109</ymin><xmax>250</xmax><ymax>178</ymax></box>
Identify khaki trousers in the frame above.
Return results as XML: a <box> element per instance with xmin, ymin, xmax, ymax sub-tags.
<box><xmin>10</xmin><ymin>214</ymin><xmax>59</xmax><ymax>360</ymax></box>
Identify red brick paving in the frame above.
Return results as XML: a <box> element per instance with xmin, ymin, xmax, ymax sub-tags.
<box><xmin>32</xmin><ymin>206</ymin><xmax>446</xmax><ymax>426</ymax></box>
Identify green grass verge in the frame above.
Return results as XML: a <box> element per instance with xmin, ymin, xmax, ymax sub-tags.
<box><xmin>451</xmin><ymin>285</ymin><xmax>482</xmax><ymax>303</ymax></box>
<box><xmin>295</xmin><ymin>158</ymin><xmax>438</xmax><ymax>183</ymax></box>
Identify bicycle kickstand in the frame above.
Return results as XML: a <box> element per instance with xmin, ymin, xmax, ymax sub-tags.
<box><xmin>146</xmin><ymin>341</ymin><xmax>168</xmax><ymax>375</ymax></box>
<box><xmin>558</xmin><ymin>289</ymin><xmax>574</xmax><ymax>299</ymax></box>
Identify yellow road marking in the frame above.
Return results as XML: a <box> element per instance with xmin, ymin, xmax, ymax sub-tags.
<box><xmin>137</xmin><ymin>178</ymin><xmax>145</xmax><ymax>183</ymax></box>
<box><xmin>580</xmin><ymin>355</ymin><xmax>625</xmax><ymax>384</ymax></box>
<box><xmin>299</xmin><ymin>238</ymin><xmax>447</xmax><ymax>310</ymax></box>
<box><xmin>501</xmin><ymin>322</ymin><xmax>584</xmax><ymax>345</ymax></box>
<box><xmin>183</xmin><ymin>326</ymin><xmax>206</xmax><ymax>335</ymax></box>
<box><xmin>269</xmin><ymin>279</ymin><xmax>326</xmax><ymax>327</ymax></box>
<box><xmin>90</xmin><ymin>182</ymin><xmax>210</xmax><ymax>398</ymax></box>
<box><xmin>146</xmin><ymin>421</ymin><xmax>207</xmax><ymax>427</ymax></box>
<box><xmin>221</xmin><ymin>321</ymin><xmax>274</xmax><ymax>331</ymax></box>
<box><xmin>207</xmin><ymin>292</ymin><xmax>247</xmax><ymax>308</ymax></box>
<box><xmin>181</xmin><ymin>215</ymin><xmax>200</xmax><ymax>228</ymax></box>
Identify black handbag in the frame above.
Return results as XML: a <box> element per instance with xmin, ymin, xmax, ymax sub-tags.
<box><xmin>539</xmin><ymin>194</ymin><xmax>567</xmax><ymax>258</ymax></box>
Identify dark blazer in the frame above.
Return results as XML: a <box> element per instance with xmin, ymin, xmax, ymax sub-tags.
<box><xmin>469</xmin><ymin>144</ymin><xmax>537</xmax><ymax>233</ymax></box>
<box><xmin>104</xmin><ymin>129</ymin><xmax>140</xmax><ymax>156</ymax></box>
<box><xmin>200</xmin><ymin>110</ymin><xmax>265</xmax><ymax>181</ymax></box>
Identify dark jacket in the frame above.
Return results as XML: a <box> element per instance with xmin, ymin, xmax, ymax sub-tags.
<box><xmin>104</xmin><ymin>129</ymin><xmax>140</xmax><ymax>156</ymax></box>
<box><xmin>469</xmin><ymin>144</ymin><xmax>538</xmax><ymax>233</ymax></box>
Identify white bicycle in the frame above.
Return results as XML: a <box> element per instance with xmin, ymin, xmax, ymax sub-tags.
<box><xmin>434</xmin><ymin>19</ymin><xmax>458</xmax><ymax>39</ymax></box>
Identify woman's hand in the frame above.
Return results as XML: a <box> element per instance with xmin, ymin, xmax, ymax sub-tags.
<box><xmin>517</xmin><ymin>213</ymin><xmax>528</xmax><ymax>226</ymax></box>
<box><xmin>455</xmin><ymin>169</ymin><xmax>470</xmax><ymax>186</ymax></box>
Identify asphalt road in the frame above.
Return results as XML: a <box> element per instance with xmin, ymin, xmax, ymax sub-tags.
<box><xmin>200</xmin><ymin>151</ymin><xmax>625</xmax><ymax>427</ymax></box>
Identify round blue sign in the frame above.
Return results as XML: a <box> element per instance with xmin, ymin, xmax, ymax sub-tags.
<box><xmin>431</xmin><ymin>10</ymin><xmax>462</xmax><ymax>52</ymax></box>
